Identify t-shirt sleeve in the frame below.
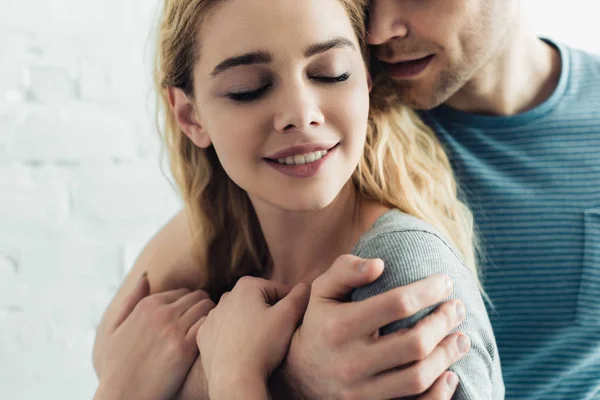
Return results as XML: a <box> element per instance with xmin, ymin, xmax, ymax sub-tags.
<box><xmin>351</xmin><ymin>230</ymin><xmax>504</xmax><ymax>400</ymax></box>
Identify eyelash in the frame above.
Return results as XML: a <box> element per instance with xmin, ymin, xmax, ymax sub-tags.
<box><xmin>227</xmin><ymin>73</ymin><xmax>350</xmax><ymax>102</ymax></box>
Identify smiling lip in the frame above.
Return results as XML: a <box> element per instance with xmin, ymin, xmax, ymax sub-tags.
<box><xmin>264</xmin><ymin>143</ymin><xmax>338</xmax><ymax>178</ymax></box>
<box><xmin>265</xmin><ymin>142</ymin><xmax>338</xmax><ymax>160</ymax></box>
<box><xmin>380</xmin><ymin>55</ymin><xmax>435</xmax><ymax>79</ymax></box>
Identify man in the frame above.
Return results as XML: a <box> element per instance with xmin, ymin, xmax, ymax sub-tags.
<box><xmin>94</xmin><ymin>1</ymin><xmax>600</xmax><ymax>399</ymax></box>
<box><xmin>368</xmin><ymin>0</ymin><xmax>600</xmax><ymax>399</ymax></box>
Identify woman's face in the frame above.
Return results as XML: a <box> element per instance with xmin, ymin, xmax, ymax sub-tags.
<box><xmin>182</xmin><ymin>0</ymin><xmax>369</xmax><ymax>212</ymax></box>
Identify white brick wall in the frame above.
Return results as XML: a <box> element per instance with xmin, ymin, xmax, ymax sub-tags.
<box><xmin>0</xmin><ymin>0</ymin><xmax>181</xmax><ymax>398</ymax></box>
<box><xmin>0</xmin><ymin>1</ymin><xmax>598</xmax><ymax>399</ymax></box>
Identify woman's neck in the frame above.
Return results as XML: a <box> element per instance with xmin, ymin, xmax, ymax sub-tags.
<box><xmin>251</xmin><ymin>183</ymin><xmax>376</xmax><ymax>286</ymax></box>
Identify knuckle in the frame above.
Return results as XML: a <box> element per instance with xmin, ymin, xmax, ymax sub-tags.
<box><xmin>163</xmin><ymin>326</ymin><xmax>189</xmax><ymax>356</ymax></box>
<box><xmin>138</xmin><ymin>295</ymin><xmax>159</xmax><ymax>311</ymax></box>
<box><xmin>236</xmin><ymin>275</ymin><xmax>256</xmax><ymax>289</ymax></box>
<box><xmin>311</xmin><ymin>275</ymin><xmax>325</xmax><ymax>294</ymax></box>
<box><xmin>389</xmin><ymin>292</ymin><xmax>414</xmax><ymax>318</ymax></box>
<box><xmin>161</xmin><ymin>322</ymin><xmax>180</xmax><ymax>339</ymax></box>
<box><xmin>334</xmin><ymin>254</ymin><xmax>355</xmax><ymax>266</ymax></box>
<box><xmin>199</xmin><ymin>298</ymin><xmax>216</xmax><ymax>310</ymax></box>
<box><xmin>411</xmin><ymin>336</ymin><xmax>434</xmax><ymax>360</ymax></box>
<box><xmin>409</xmin><ymin>367</ymin><xmax>433</xmax><ymax>395</ymax></box>
<box><xmin>155</xmin><ymin>304</ymin><xmax>175</xmax><ymax>323</ymax></box>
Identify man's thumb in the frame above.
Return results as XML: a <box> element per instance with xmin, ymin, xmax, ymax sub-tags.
<box><xmin>311</xmin><ymin>255</ymin><xmax>384</xmax><ymax>301</ymax></box>
<box><xmin>112</xmin><ymin>272</ymin><xmax>151</xmax><ymax>329</ymax></box>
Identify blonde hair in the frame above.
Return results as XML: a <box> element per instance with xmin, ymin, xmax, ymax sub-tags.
<box><xmin>155</xmin><ymin>0</ymin><xmax>478</xmax><ymax>299</ymax></box>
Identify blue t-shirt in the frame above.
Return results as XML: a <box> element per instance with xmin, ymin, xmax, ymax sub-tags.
<box><xmin>420</xmin><ymin>39</ymin><xmax>600</xmax><ymax>400</ymax></box>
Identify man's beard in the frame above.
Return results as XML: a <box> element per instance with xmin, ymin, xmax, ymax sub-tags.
<box><xmin>370</xmin><ymin>57</ymin><xmax>469</xmax><ymax>111</ymax></box>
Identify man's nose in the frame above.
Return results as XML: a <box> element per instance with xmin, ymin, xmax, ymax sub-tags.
<box><xmin>367</xmin><ymin>0</ymin><xmax>409</xmax><ymax>46</ymax></box>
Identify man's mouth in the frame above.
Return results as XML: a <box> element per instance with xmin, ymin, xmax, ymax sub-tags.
<box><xmin>379</xmin><ymin>55</ymin><xmax>435</xmax><ymax>79</ymax></box>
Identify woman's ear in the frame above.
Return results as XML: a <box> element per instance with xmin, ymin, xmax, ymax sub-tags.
<box><xmin>167</xmin><ymin>87</ymin><xmax>212</xmax><ymax>148</ymax></box>
<box><xmin>367</xmin><ymin>70</ymin><xmax>373</xmax><ymax>93</ymax></box>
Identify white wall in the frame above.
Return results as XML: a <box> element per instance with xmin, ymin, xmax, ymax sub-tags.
<box><xmin>0</xmin><ymin>1</ymin><xmax>598</xmax><ymax>399</ymax></box>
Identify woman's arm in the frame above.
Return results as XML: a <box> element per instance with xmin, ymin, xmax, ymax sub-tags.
<box><xmin>352</xmin><ymin>229</ymin><xmax>505</xmax><ymax>400</ymax></box>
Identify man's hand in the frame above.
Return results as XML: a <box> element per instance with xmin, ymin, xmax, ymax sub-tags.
<box><xmin>278</xmin><ymin>255</ymin><xmax>468</xmax><ymax>400</ymax></box>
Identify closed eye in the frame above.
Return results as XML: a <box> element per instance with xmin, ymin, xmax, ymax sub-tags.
<box><xmin>312</xmin><ymin>73</ymin><xmax>350</xmax><ymax>83</ymax></box>
<box><xmin>227</xmin><ymin>84</ymin><xmax>272</xmax><ymax>102</ymax></box>
<box><xmin>226</xmin><ymin>73</ymin><xmax>349</xmax><ymax>103</ymax></box>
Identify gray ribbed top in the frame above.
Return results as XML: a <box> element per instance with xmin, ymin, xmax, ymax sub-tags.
<box><xmin>351</xmin><ymin>210</ymin><xmax>504</xmax><ymax>399</ymax></box>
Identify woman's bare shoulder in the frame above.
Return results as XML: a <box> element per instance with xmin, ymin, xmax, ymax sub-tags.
<box><xmin>102</xmin><ymin>209</ymin><xmax>205</xmax><ymax>329</ymax></box>
<box><xmin>133</xmin><ymin>208</ymin><xmax>206</xmax><ymax>293</ymax></box>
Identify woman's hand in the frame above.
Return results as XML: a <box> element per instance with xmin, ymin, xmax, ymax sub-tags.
<box><xmin>93</xmin><ymin>273</ymin><xmax>215</xmax><ymax>400</ymax></box>
<box><xmin>196</xmin><ymin>276</ymin><xmax>310</xmax><ymax>400</ymax></box>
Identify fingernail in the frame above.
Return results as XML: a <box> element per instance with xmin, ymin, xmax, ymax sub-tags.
<box><xmin>445</xmin><ymin>276</ymin><xmax>453</xmax><ymax>292</ymax></box>
<box><xmin>455</xmin><ymin>302</ymin><xmax>465</xmax><ymax>319</ymax></box>
<box><xmin>446</xmin><ymin>372</ymin><xmax>458</xmax><ymax>388</ymax></box>
<box><xmin>358</xmin><ymin>260</ymin><xmax>369</xmax><ymax>273</ymax></box>
<box><xmin>138</xmin><ymin>271</ymin><xmax>147</xmax><ymax>283</ymax></box>
<box><xmin>457</xmin><ymin>335</ymin><xmax>470</xmax><ymax>354</ymax></box>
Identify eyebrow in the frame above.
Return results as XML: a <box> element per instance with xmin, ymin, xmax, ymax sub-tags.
<box><xmin>211</xmin><ymin>51</ymin><xmax>272</xmax><ymax>78</ymax></box>
<box><xmin>304</xmin><ymin>37</ymin><xmax>356</xmax><ymax>58</ymax></box>
<box><xmin>210</xmin><ymin>37</ymin><xmax>356</xmax><ymax>78</ymax></box>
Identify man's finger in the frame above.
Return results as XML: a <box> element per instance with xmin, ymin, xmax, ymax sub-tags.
<box><xmin>311</xmin><ymin>255</ymin><xmax>384</xmax><ymax>301</ymax></box>
<box><xmin>112</xmin><ymin>272</ymin><xmax>150</xmax><ymax>330</ymax></box>
<box><xmin>364</xmin><ymin>300</ymin><xmax>466</xmax><ymax>374</ymax></box>
<box><xmin>418</xmin><ymin>371</ymin><xmax>459</xmax><ymax>400</ymax></box>
<box><xmin>361</xmin><ymin>333</ymin><xmax>470</xmax><ymax>399</ymax></box>
<box><xmin>340</xmin><ymin>274</ymin><xmax>453</xmax><ymax>337</ymax></box>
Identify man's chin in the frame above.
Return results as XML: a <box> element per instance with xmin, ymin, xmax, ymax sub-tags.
<box><xmin>372</xmin><ymin>75</ymin><xmax>444</xmax><ymax>110</ymax></box>
<box><xmin>393</xmin><ymin>88</ymin><xmax>447</xmax><ymax>111</ymax></box>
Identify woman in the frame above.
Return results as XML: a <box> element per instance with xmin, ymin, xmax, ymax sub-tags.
<box><xmin>93</xmin><ymin>0</ymin><xmax>503</xmax><ymax>398</ymax></box>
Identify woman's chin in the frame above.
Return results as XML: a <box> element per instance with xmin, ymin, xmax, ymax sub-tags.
<box><xmin>264</xmin><ymin>193</ymin><xmax>339</xmax><ymax>214</ymax></box>
<box><xmin>277</xmin><ymin>198</ymin><xmax>335</xmax><ymax>213</ymax></box>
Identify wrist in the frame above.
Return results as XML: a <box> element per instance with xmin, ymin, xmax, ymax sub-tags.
<box><xmin>209</xmin><ymin>373</ymin><xmax>269</xmax><ymax>400</ymax></box>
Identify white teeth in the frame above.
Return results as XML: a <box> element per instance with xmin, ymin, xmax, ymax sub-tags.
<box><xmin>275</xmin><ymin>149</ymin><xmax>329</xmax><ymax>165</ymax></box>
